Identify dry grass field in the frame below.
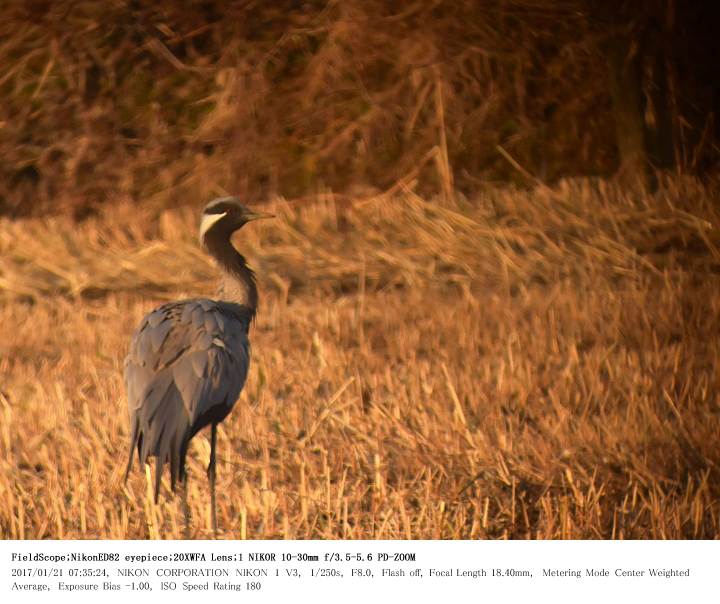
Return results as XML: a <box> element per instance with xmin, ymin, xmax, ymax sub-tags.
<box><xmin>1</xmin><ymin>178</ymin><xmax>719</xmax><ymax>539</ymax></box>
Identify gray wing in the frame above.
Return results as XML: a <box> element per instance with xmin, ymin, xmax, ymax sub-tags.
<box><xmin>123</xmin><ymin>299</ymin><xmax>250</xmax><ymax>496</ymax></box>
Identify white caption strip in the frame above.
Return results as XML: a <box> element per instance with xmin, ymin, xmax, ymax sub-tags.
<box><xmin>1</xmin><ymin>540</ymin><xmax>715</xmax><ymax>603</ymax></box>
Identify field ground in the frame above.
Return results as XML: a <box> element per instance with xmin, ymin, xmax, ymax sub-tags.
<box><xmin>1</xmin><ymin>178</ymin><xmax>719</xmax><ymax>539</ymax></box>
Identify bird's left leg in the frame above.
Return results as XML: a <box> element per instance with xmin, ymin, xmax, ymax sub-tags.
<box><xmin>181</xmin><ymin>476</ymin><xmax>191</xmax><ymax>539</ymax></box>
<box><xmin>208</xmin><ymin>423</ymin><xmax>218</xmax><ymax>537</ymax></box>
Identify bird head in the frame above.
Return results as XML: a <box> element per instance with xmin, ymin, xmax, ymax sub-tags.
<box><xmin>199</xmin><ymin>197</ymin><xmax>273</xmax><ymax>243</ymax></box>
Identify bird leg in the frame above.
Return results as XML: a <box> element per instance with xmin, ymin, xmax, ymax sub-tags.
<box><xmin>181</xmin><ymin>477</ymin><xmax>191</xmax><ymax>539</ymax></box>
<box><xmin>208</xmin><ymin>423</ymin><xmax>218</xmax><ymax>537</ymax></box>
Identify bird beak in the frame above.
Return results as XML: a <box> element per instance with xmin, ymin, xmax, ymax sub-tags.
<box><xmin>245</xmin><ymin>211</ymin><xmax>275</xmax><ymax>222</ymax></box>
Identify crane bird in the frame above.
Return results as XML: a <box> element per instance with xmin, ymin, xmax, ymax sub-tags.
<box><xmin>123</xmin><ymin>197</ymin><xmax>272</xmax><ymax>535</ymax></box>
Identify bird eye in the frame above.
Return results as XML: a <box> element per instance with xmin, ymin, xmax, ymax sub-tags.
<box><xmin>205</xmin><ymin>204</ymin><xmax>228</xmax><ymax>215</ymax></box>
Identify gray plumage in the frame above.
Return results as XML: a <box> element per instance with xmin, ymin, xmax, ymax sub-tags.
<box><xmin>124</xmin><ymin>299</ymin><xmax>250</xmax><ymax>497</ymax></box>
<box><xmin>123</xmin><ymin>197</ymin><xmax>272</xmax><ymax>533</ymax></box>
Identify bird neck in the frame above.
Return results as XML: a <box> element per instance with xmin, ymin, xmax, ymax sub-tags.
<box><xmin>203</xmin><ymin>231</ymin><xmax>258</xmax><ymax>318</ymax></box>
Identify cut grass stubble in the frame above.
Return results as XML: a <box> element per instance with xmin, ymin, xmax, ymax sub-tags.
<box><xmin>0</xmin><ymin>178</ymin><xmax>719</xmax><ymax>539</ymax></box>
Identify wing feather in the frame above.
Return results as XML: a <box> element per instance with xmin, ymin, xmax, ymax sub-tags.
<box><xmin>124</xmin><ymin>298</ymin><xmax>251</xmax><ymax>496</ymax></box>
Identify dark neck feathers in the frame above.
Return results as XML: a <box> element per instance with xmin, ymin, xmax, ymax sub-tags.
<box><xmin>202</xmin><ymin>226</ymin><xmax>258</xmax><ymax>318</ymax></box>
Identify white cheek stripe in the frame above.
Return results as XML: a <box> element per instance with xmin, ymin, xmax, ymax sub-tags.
<box><xmin>199</xmin><ymin>211</ymin><xmax>227</xmax><ymax>239</ymax></box>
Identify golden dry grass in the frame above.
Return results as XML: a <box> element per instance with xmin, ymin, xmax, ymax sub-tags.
<box><xmin>1</xmin><ymin>178</ymin><xmax>719</xmax><ymax>539</ymax></box>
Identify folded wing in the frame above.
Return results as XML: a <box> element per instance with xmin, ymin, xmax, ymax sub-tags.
<box><xmin>124</xmin><ymin>299</ymin><xmax>250</xmax><ymax>498</ymax></box>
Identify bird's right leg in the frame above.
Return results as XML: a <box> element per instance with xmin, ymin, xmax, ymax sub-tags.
<box><xmin>208</xmin><ymin>423</ymin><xmax>218</xmax><ymax>537</ymax></box>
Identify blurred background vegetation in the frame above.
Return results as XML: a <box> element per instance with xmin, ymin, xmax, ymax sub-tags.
<box><xmin>1</xmin><ymin>0</ymin><xmax>718</xmax><ymax>217</ymax></box>
<box><xmin>3</xmin><ymin>1</ymin><xmax>720</xmax><ymax>540</ymax></box>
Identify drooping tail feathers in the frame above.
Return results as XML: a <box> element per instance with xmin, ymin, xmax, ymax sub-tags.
<box><xmin>124</xmin><ymin>375</ymin><xmax>191</xmax><ymax>502</ymax></box>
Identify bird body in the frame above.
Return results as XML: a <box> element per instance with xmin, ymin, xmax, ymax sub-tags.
<box><xmin>123</xmin><ymin>197</ymin><xmax>271</xmax><ymax>533</ymax></box>
<box><xmin>124</xmin><ymin>298</ymin><xmax>251</xmax><ymax>498</ymax></box>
